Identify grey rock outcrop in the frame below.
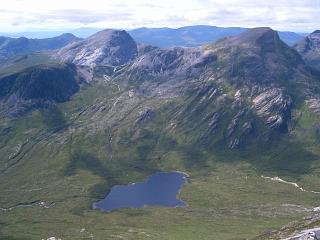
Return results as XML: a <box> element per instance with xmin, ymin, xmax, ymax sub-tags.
<box><xmin>135</xmin><ymin>108</ymin><xmax>155</xmax><ymax>124</ymax></box>
<box><xmin>253</xmin><ymin>88</ymin><xmax>291</xmax><ymax>131</ymax></box>
<box><xmin>128</xmin><ymin>47</ymin><xmax>216</xmax><ymax>81</ymax></box>
<box><xmin>306</xmin><ymin>98</ymin><xmax>320</xmax><ymax>113</ymax></box>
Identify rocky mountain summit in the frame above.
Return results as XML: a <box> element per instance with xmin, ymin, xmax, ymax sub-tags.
<box><xmin>54</xmin><ymin>29</ymin><xmax>138</xmax><ymax>67</ymax></box>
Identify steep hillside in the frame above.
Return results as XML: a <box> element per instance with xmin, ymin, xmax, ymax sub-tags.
<box><xmin>0</xmin><ymin>63</ymin><xmax>90</xmax><ymax>116</ymax></box>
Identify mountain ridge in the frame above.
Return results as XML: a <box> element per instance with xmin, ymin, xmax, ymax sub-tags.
<box><xmin>0</xmin><ymin>33</ymin><xmax>80</xmax><ymax>63</ymax></box>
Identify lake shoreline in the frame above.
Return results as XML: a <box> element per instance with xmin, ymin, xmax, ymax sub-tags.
<box><xmin>93</xmin><ymin>171</ymin><xmax>189</xmax><ymax>212</ymax></box>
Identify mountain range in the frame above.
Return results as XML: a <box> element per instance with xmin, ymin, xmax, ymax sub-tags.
<box><xmin>129</xmin><ymin>25</ymin><xmax>305</xmax><ymax>47</ymax></box>
<box><xmin>0</xmin><ymin>25</ymin><xmax>306</xmax><ymax>48</ymax></box>
<box><xmin>1</xmin><ymin>26</ymin><xmax>320</xmax><ymax>240</ymax></box>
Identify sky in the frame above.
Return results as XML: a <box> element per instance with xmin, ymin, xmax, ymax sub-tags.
<box><xmin>0</xmin><ymin>0</ymin><xmax>319</xmax><ymax>33</ymax></box>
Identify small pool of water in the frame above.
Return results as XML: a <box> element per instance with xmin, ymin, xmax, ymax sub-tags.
<box><xmin>93</xmin><ymin>171</ymin><xmax>188</xmax><ymax>212</ymax></box>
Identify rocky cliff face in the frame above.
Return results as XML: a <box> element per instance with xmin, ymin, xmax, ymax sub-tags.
<box><xmin>295</xmin><ymin>30</ymin><xmax>320</xmax><ymax>71</ymax></box>
<box><xmin>0</xmin><ymin>63</ymin><xmax>86</xmax><ymax>116</ymax></box>
<box><xmin>128</xmin><ymin>47</ymin><xmax>217</xmax><ymax>81</ymax></box>
<box><xmin>55</xmin><ymin>29</ymin><xmax>138</xmax><ymax>67</ymax></box>
<box><xmin>252</xmin><ymin>88</ymin><xmax>292</xmax><ymax>132</ymax></box>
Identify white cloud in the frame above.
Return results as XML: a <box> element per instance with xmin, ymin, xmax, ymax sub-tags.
<box><xmin>0</xmin><ymin>0</ymin><xmax>319</xmax><ymax>32</ymax></box>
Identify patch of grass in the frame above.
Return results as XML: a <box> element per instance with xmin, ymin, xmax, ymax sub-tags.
<box><xmin>40</xmin><ymin>105</ymin><xmax>67</xmax><ymax>130</ymax></box>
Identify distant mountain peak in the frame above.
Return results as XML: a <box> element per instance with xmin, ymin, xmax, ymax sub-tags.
<box><xmin>58</xmin><ymin>33</ymin><xmax>78</xmax><ymax>39</ymax></box>
<box><xmin>226</xmin><ymin>27</ymin><xmax>280</xmax><ymax>46</ymax></box>
<box><xmin>312</xmin><ymin>30</ymin><xmax>320</xmax><ymax>34</ymax></box>
<box><xmin>87</xmin><ymin>29</ymin><xmax>127</xmax><ymax>39</ymax></box>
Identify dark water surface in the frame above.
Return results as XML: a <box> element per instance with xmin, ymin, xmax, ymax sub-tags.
<box><xmin>93</xmin><ymin>171</ymin><xmax>188</xmax><ymax>212</ymax></box>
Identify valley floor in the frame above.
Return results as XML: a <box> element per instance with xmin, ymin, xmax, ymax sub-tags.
<box><xmin>1</xmin><ymin>162</ymin><xmax>320</xmax><ymax>240</ymax></box>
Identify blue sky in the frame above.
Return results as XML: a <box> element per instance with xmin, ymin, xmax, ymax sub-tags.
<box><xmin>0</xmin><ymin>0</ymin><xmax>319</xmax><ymax>32</ymax></box>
